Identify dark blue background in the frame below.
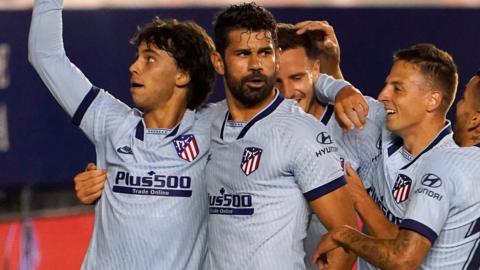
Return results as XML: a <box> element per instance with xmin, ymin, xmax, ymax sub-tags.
<box><xmin>1</xmin><ymin>7</ymin><xmax>479</xmax><ymax>187</ymax></box>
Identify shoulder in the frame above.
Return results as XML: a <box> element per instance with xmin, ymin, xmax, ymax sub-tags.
<box><xmin>269</xmin><ymin>100</ymin><xmax>332</xmax><ymax>147</ymax></box>
<box><xmin>195</xmin><ymin>100</ymin><xmax>228</xmax><ymax>122</ymax></box>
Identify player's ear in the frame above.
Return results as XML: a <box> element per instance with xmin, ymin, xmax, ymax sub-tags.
<box><xmin>175</xmin><ymin>69</ymin><xmax>191</xmax><ymax>88</ymax></box>
<box><xmin>425</xmin><ymin>89</ymin><xmax>442</xmax><ymax>112</ymax></box>
<box><xmin>211</xmin><ymin>51</ymin><xmax>225</xmax><ymax>75</ymax></box>
<box><xmin>469</xmin><ymin>110</ymin><xmax>480</xmax><ymax>134</ymax></box>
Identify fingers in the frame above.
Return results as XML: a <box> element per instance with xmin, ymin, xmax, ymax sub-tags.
<box><xmin>335</xmin><ymin>86</ymin><xmax>369</xmax><ymax>130</ymax></box>
<box><xmin>85</xmin><ymin>162</ymin><xmax>97</xmax><ymax>171</ymax></box>
<box><xmin>294</xmin><ymin>20</ymin><xmax>331</xmax><ymax>35</ymax></box>
<box><xmin>345</xmin><ymin>162</ymin><xmax>355</xmax><ymax>176</ymax></box>
<box><xmin>74</xmin><ymin>166</ymin><xmax>107</xmax><ymax>205</ymax></box>
<box><xmin>335</xmin><ymin>106</ymin><xmax>354</xmax><ymax>131</ymax></box>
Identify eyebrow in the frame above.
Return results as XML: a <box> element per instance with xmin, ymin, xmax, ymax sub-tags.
<box><xmin>289</xmin><ymin>72</ymin><xmax>306</xmax><ymax>78</ymax></box>
<box><xmin>140</xmin><ymin>48</ymin><xmax>161</xmax><ymax>55</ymax></box>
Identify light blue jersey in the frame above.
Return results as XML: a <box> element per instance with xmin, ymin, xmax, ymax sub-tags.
<box><xmin>357</xmin><ymin>121</ymin><xmax>458</xmax><ymax>270</ymax></box>
<box><xmin>206</xmin><ymin>93</ymin><xmax>346</xmax><ymax>270</ymax></box>
<box><xmin>314</xmin><ymin>85</ymin><xmax>459</xmax><ymax>270</ymax></box>
<box><xmin>29</xmin><ymin>0</ymin><xmax>211</xmax><ymax>268</ymax></box>
<box><xmin>304</xmin><ymin>100</ymin><xmax>383</xmax><ymax>269</ymax></box>
<box><xmin>400</xmin><ymin>145</ymin><xmax>480</xmax><ymax>269</ymax></box>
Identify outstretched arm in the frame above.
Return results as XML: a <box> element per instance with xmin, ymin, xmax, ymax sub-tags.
<box><xmin>29</xmin><ymin>0</ymin><xmax>93</xmax><ymax>117</ymax></box>
<box><xmin>344</xmin><ymin>163</ymin><xmax>398</xmax><ymax>238</ymax></box>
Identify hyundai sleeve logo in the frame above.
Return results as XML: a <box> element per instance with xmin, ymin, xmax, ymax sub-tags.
<box><xmin>316</xmin><ymin>132</ymin><xmax>333</xmax><ymax>144</ymax></box>
<box><xmin>421</xmin><ymin>173</ymin><xmax>442</xmax><ymax>188</ymax></box>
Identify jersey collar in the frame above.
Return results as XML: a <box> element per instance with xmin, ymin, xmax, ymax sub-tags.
<box><xmin>135</xmin><ymin>110</ymin><xmax>194</xmax><ymax>141</ymax></box>
<box><xmin>400</xmin><ymin>121</ymin><xmax>453</xmax><ymax>170</ymax></box>
<box><xmin>319</xmin><ymin>103</ymin><xmax>334</xmax><ymax>125</ymax></box>
<box><xmin>220</xmin><ymin>90</ymin><xmax>284</xmax><ymax>140</ymax></box>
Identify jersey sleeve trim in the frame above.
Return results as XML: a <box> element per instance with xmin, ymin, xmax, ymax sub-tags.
<box><xmin>72</xmin><ymin>86</ymin><xmax>100</xmax><ymax>126</ymax></box>
<box><xmin>399</xmin><ymin>219</ymin><xmax>438</xmax><ymax>245</ymax></box>
<box><xmin>304</xmin><ymin>176</ymin><xmax>347</xmax><ymax>202</ymax></box>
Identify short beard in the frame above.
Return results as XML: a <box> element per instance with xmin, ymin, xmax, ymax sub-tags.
<box><xmin>225</xmin><ymin>68</ymin><xmax>276</xmax><ymax>108</ymax></box>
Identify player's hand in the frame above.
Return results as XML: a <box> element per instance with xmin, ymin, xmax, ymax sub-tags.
<box><xmin>313</xmin><ymin>225</ymin><xmax>355</xmax><ymax>270</ymax></box>
<box><xmin>74</xmin><ymin>163</ymin><xmax>106</xmax><ymax>205</ymax></box>
<box><xmin>344</xmin><ymin>162</ymin><xmax>369</xmax><ymax>207</ymax></box>
<box><xmin>294</xmin><ymin>20</ymin><xmax>341</xmax><ymax>77</ymax></box>
<box><xmin>312</xmin><ymin>229</ymin><xmax>342</xmax><ymax>269</ymax></box>
<box><xmin>334</xmin><ymin>86</ymin><xmax>368</xmax><ymax>130</ymax></box>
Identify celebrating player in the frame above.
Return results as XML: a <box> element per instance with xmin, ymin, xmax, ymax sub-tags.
<box><xmin>29</xmin><ymin>0</ymin><xmax>215</xmax><ymax>268</ymax></box>
<box><xmin>313</xmin><ymin>71</ymin><xmax>480</xmax><ymax>269</ymax></box>
<box><xmin>206</xmin><ymin>3</ymin><xmax>357</xmax><ymax>269</ymax></box>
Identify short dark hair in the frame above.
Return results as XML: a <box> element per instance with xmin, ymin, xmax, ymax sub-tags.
<box><xmin>394</xmin><ymin>43</ymin><xmax>458</xmax><ymax>113</ymax></box>
<box><xmin>277</xmin><ymin>23</ymin><xmax>319</xmax><ymax>60</ymax></box>
<box><xmin>131</xmin><ymin>17</ymin><xmax>215</xmax><ymax>110</ymax></box>
<box><xmin>213</xmin><ymin>2</ymin><xmax>277</xmax><ymax>56</ymax></box>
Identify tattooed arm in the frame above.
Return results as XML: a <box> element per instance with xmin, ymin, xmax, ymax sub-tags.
<box><xmin>313</xmin><ymin>225</ymin><xmax>431</xmax><ymax>270</ymax></box>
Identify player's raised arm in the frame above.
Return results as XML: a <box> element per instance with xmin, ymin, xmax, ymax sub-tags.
<box><xmin>28</xmin><ymin>0</ymin><xmax>93</xmax><ymax>117</ymax></box>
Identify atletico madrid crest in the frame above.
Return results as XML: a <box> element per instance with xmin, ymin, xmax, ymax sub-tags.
<box><xmin>173</xmin><ymin>134</ymin><xmax>199</xmax><ymax>162</ymax></box>
<box><xmin>241</xmin><ymin>147</ymin><xmax>263</xmax><ymax>176</ymax></box>
<box><xmin>392</xmin><ymin>173</ymin><xmax>412</xmax><ymax>203</ymax></box>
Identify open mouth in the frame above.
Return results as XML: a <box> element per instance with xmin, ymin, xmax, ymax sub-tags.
<box><xmin>245</xmin><ymin>77</ymin><xmax>265</xmax><ymax>88</ymax></box>
<box><xmin>131</xmin><ymin>82</ymin><xmax>144</xmax><ymax>88</ymax></box>
<box><xmin>386</xmin><ymin>109</ymin><xmax>396</xmax><ymax>116</ymax></box>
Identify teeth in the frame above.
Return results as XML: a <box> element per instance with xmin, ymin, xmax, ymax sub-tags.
<box><xmin>386</xmin><ymin>109</ymin><xmax>396</xmax><ymax>115</ymax></box>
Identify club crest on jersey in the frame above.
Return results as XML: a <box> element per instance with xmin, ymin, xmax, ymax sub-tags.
<box><xmin>241</xmin><ymin>147</ymin><xmax>263</xmax><ymax>176</ymax></box>
<box><xmin>392</xmin><ymin>173</ymin><xmax>412</xmax><ymax>203</ymax></box>
<box><xmin>173</xmin><ymin>134</ymin><xmax>199</xmax><ymax>162</ymax></box>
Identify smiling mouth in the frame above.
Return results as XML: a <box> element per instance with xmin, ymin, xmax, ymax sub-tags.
<box><xmin>386</xmin><ymin>109</ymin><xmax>397</xmax><ymax>117</ymax></box>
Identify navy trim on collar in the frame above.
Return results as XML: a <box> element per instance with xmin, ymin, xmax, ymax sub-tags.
<box><xmin>237</xmin><ymin>93</ymin><xmax>284</xmax><ymax>139</ymax></box>
<box><xmin>400</xmin><ymin>123</ymin><xmax>453</xmax><ymax>170</ymax></box>
<box><xmin>387</xmin><ymin>138</ymin><xmax>403</xmax><ymax>157</ymax></box>
<box><xmin>166</xmin><ymin>124</ymin><xmax>180</xmax><ymax>138</ymax></box>
<box><xmin>220</xmin><ymin>111</ymin><xmax>229</xmax><ymax>140</ymax></box>
<box><xmin>320</xmin><ymin>104</ymin><xmax>334</xmax><ymax>125</ymax></box>
<box><xmin>135</xmin><ymin>120</ymin><xmax>144</xmax><ymax>141</ymax></box>
<box><xmin>72</xmin><ymin>86</ymin><xmax>100</xmax><ymax>126</ymax></box>
<box><xmin>475</xmin><ymin>144</ymin><xmax>480</xmax><ymax>148</ymax></box>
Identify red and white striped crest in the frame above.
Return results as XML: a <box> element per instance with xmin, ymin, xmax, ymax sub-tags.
<box><xmin>173</xmin><ymin>134</ymin><xmax>199</xmax><ymax>162</ymax></box>
<box><xmin>240</xmin><ymin>147</ymin><xmax>263</xmax><ymax>176</ymax></box>
<box><xmin>392</xmin><ymin>173</ymin><xmax>412</xmax><ymax>203</ymax></box>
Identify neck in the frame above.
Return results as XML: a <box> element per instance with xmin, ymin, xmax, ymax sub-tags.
<box><xmin>226</xmin><ymin>89</ymin><xmax>276</xmax><ymax>122</ymax></box>
<box><xmin>143</xmin><ymin>93</ymin><xmax>187</xmax><ymax>129</ymax></box>
<box><xmin>400</xmin><ymin>116</ymin><xmax>446</xmax><ymax>156</ymax></box>
<box><xmin>308</xmin><ymin>99</ymin><xmax>326</xmax><ymax>120</ymax></box>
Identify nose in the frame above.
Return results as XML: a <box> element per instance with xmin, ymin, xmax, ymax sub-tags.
<box><xmin>129</xmin><ymin>58</ymin><xmax>140</xmax><ymax>75</ymax></box>
<box><xmin>282</xmin><ymin>81</ymin><xmax>296</xmax><ymax>99</ymax></box>
<box><xmin>378</xmin><ymin>85</ymin><xmax>391</xmax><ymax>102</ymax></box>
<box><xmin>248</xmin><ymin>54</ymin><xmax>262</xmax><ymax>71</ymax></box>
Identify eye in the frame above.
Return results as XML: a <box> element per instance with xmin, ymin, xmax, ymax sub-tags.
<box><xmin>147</xmin><ymin>56</ymin><xmax>155</xmax><ymax>63</ymax></box>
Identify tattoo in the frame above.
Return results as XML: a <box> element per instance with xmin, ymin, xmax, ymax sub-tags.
<box><xmin>338</xmin><ymin>228</ymin><xmax>430</xmax><ymax>269</ymax></box>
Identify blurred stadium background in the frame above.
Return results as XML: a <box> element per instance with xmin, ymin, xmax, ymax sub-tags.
<box><xmin>0</xmin><ymin>0</ymin><xmax>479</xmax><ymax>268</ymax></box>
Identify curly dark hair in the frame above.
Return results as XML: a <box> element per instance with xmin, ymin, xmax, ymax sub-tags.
<box><xmin>213</xmin><ymin>2</ymin><xmax>277</xmax><ymax>56</ymax></box>
<box><xmin>131</xmin><ymin>17</ymin><xmax>215</xmax><ymax>110</ymax></box>
<box><xmin>277</xmin><ymin>23</ymin><xmax>319</xmax><ymax>60</ymax></box>
<box><xmin>394</xmin><ymin>43</ymin><xmax>458</xmax><ymax>113</ymax></box>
